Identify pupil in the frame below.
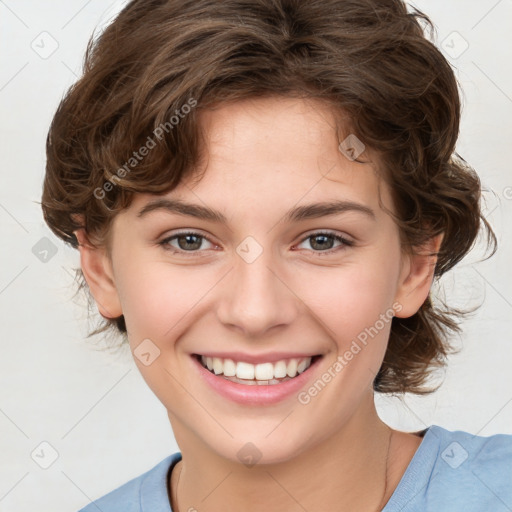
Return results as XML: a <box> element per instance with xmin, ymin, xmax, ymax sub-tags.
<box><xmin>178</xmin><ymin>234</ymin><xmax>201</xmax><ymax>250</ymax></box>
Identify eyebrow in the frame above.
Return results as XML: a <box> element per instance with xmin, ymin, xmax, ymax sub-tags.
<box><xmin>137</xmin><ymin>198</ymin><xmax>376</xmax><ymax>223</ymax></box>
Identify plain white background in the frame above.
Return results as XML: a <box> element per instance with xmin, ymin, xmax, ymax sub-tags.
<box><xmin>0</xmin><ymin>1</ymin><xmax>511</xmax><ymax>510</ymax></box>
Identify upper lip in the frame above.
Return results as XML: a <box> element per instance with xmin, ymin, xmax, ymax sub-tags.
<box><xmin>193</xmin><ymin>352</ymin><xmax>322</xmax><ymax>364</ymax></box>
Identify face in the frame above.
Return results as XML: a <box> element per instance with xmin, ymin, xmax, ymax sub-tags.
<box><xmin>80</xmin><ymin>97</ymin><xmax>435</xmax><ymax>465</ymax></box>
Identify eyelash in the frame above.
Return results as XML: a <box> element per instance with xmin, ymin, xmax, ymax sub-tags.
<box><xmin>158</xmin><ymin>230</ymin><xmax>354</xmax><ymax>257</ymax></box>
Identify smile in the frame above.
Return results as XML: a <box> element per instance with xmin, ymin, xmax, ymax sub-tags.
<box><xmin>195</xmin><ymin>354</ymin><xmax>321</xmax><ymax>386</ymax></box>
<box><xmin>192</xmin><ymin>353</ymin><xmax>324</xmax><ymax>405</ymax></box>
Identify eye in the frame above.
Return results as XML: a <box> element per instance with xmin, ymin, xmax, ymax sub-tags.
<box><xmin>158</xmin><ymin>230</ymin><xmax>353</xmax><ymax>257</ymax></box>
<box><xmin>295</xmin><ymin>231</ymin><xmax>354</xmax><ymax>255</ymax></box>
<box><xmin>159</xmin><ymin>231</ymin><xmax>216</xmax><ymax>255</ymax></box>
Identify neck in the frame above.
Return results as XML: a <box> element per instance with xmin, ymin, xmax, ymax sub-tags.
<box><xmin>169</xmin><ymin>398</ymin><xmax>403</xmax><ymax>512</ymax></box>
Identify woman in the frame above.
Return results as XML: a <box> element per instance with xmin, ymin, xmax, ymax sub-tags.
<box><xmin>42</xmin><ymin>1</ymin><xmax>512</xmax><ymax>510</ymax></box>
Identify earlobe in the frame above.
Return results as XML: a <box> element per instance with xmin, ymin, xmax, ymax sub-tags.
<box><xmin>394</xmin><ymin>233</ymin><xmax>444</xmax><ymax>318</ymax></box>
<box><xmin>74</xmin><ymin>228</ymin><xmax>123</xmax><ymax>319</ymax></box>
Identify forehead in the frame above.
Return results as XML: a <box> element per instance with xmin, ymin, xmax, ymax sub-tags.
<box><xmin>128</xmin><ymin>96</ymin><xmax>394</xmax><ymax>221</ymax></box>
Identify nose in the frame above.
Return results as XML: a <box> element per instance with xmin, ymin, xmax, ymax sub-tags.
<box><xmin>216</xmin><ymin>250</ymin><xmax>299</xmax><ymax>338</ymax></box>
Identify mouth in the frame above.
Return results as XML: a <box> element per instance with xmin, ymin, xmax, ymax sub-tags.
<box><xmin>193</xmin><ymin>354</ymin><xmax>322</xmax><ymax>386</ymax></box>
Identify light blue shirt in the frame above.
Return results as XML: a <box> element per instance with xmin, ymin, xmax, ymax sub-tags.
<box><xmin>77</xmin><ymin>425</ymin><xmax>512</xmax><ymax>511</ymax></box>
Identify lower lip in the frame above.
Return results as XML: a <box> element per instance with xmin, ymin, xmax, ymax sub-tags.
<box><xmin>191</xmin><ymin>355</ymin><xmax>322</xmax><ymax>406</ymax></box>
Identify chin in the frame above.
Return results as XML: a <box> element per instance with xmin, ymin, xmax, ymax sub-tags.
<box><xmin>204</xmin><ymin>424</ymin><xmax>317</xmax><ymax>467</ymax></box>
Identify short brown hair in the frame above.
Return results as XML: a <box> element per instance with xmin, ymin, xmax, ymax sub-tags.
<box><xmin>42</xmin><ymin>0</ymin><xmax>496</xmax><ymax>394</ymax></box>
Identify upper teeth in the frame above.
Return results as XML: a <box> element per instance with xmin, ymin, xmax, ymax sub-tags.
<box><xmin>200</xmin><ymin>356</ymin><xmax>313</xmax><ymax>380</ymax></box>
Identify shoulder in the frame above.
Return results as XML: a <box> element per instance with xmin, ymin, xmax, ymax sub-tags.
<box><xmin>385</xmin><ymin>425</ymin><xmax>512</xmax><ymax>512</ymax></box>
<box><xmin>430</xmin><ymin>425</ymin><xmax>512</xmax><ymax>499</ymax></box>
<box><xmin>76</xmin><ymin>452</ymin><xmax>181</xmax><ymax>512</ymax></box>
<box><xmin>430</xmin><ymin>424</ymin><xmax>512</xmax><ymax>472</ymax></box>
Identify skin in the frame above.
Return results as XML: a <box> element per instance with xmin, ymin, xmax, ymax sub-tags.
<box><xmin>75</xmin><ymin>96</ymin><xmax>442</xmax><ymax>511</ymax></box>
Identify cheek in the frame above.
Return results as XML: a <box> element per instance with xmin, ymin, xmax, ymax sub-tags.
<box><xmin>114</xmin><ymin>260</ymin><xmax>217</xmax><ymax>400</ymax></box>
<box><xmin>115</xmin><ymin>257</ymin><xmax>214</xmax><ymax>342</ymax></box>
<box><xmin>303</xmin><ymin>263</ymin><xmax>398</xmax><ymax>334</ymax></box>
<box><xmin>291</xmin><ymin>252</ymin><xmax>401</xmax><ymax>372</ymax></box>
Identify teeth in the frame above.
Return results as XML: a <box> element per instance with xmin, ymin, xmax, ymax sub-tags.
<box><xmin>213</xmin><ymin>357</ymin><xmax>223</xmax><ymax>375</ymax></box>
<box><xmin>297</xmin><ymin>359</ymin><xmax>309</xmax><ymax>374</ymax></box>
<box><xmin>254</xmin><ymin>362</ymin><xmax>274</xmax><ymax>380</ymax></box>
<box><xmin>200</xmin><ymin>355</ymin><xmax>313</xmax><ymax>380</ymax></box>
<box><xmin>236</xmin><ymin>361</ymin><xmax>255</xmax><ymax>380</ymax></box>
<box><xmin>223</xmin><ymin>358</ymin><xmax>236</xmax><ymax>377</ymax></box>
<box><xmin>274</xmin><ymin>360</ymin><xmax>287</xmax><ymax>378</ymax></box>
<box><xmin>286</xmin><ymin>359</ymin><xmax>298</xmax><ymax>377</ymax></box>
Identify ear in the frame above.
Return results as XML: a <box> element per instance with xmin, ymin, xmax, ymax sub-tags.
<box><xmin>74</xmin><ymin>228</ymin><xmax>123</xmax><ymax>319</ymax></box>
<box><xmin>393</xmin><ymin>233</ymin><xmax>444</xmax><ymax>318</ymax></box>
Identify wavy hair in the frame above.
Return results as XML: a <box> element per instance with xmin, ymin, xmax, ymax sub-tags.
<box><xmin>42</xmin><ymin>0</ymin><xmax>496</xmax><ymax>394</ymax></box>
